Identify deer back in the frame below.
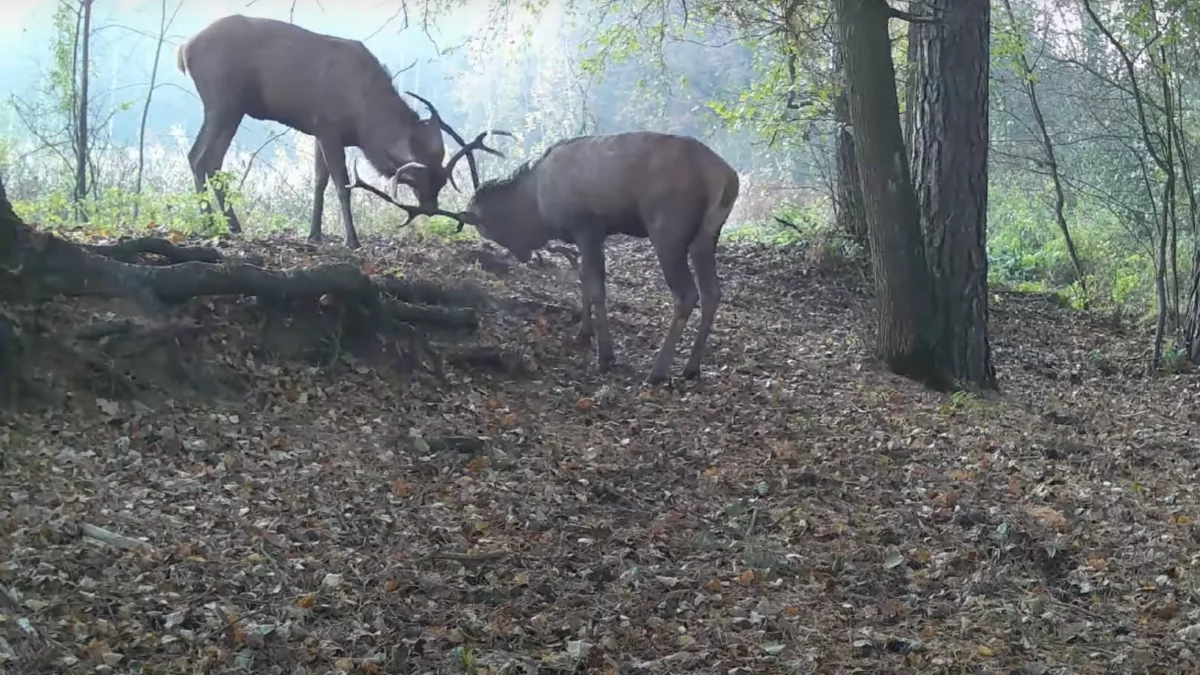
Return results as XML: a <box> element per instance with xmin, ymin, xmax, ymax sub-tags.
<box><xmin>535</xmin><ymin>132</ymin><xmax>721</xmax><ymax>228</ymax></box>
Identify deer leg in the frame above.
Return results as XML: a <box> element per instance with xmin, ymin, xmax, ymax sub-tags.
<box><xmin>575</xmin><ymin>280</ymin><xmax>594</xmax><ymax>346</ymax></box>
<box><xmin>316</xmin><ymin>139</ymin><xmax>360</xmax><ymax>250</ymax></box>
<box><xmin>308</xmin><ymin>147</ymin><xmax>330</xmax><ymax>244</ymax></box>
<box><xmin>647</xmin><ymin>229</ymin><xmax>700</xmax><ymax>385</ymax></box>
<box><xmin>682</xmin><ymin>233</ymin><xmax>721</xmax><ymax>380</ymax></box>
<box><xmin>576</xmin><ymin>232</ymin><xmax>614</xmax><ymax>372</ymax></box>
<box><xmin>187</xmin><ymin>110</ymin><xmax>243</xmax><ymax>233</ymax></box>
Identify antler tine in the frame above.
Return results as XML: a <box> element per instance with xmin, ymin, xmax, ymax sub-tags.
<box><xmin>404</xmin><ymin>90</ymin><xmax>442</xmax><ymax>120</ymax></box>
<box><xmin>445</xmin><ymin>130</ymin><xmax>514</xmax><ymax>191</ymax></box>
<box><xmin>346</xmin><ymin>161</ymin><xmax>481</xmax><ymax>230</ymax></box>
<box><xmin>348</xmin><ymin>161</ymin><xmax>419</xmax><ymax>226</ymax></box>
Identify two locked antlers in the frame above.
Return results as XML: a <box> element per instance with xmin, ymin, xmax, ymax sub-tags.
<box><xmin>347</xmin><ymin>162</ymin><xmax>480</xmax><ymax>230</ymax></box>
<box><xmin>357</xmin><ymin>91</ymin><xmax>512</xmax><ymax>230</ymax></box>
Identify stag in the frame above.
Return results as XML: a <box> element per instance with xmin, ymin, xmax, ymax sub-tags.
<box><xmin>464</xmin><ymin>131</ymin><xmax>740</xmax><ymax>384</ymax></box>
<box><xmin>176</xmin><ymin>14</ymin><xmax>509</xmax><ymax>249</ymax></box>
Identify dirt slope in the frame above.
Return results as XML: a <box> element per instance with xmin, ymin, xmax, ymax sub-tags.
<box><xmin>2</xmin><ymin>234</ymin><xmax>1197</xmax><ymax>675</ymax></box>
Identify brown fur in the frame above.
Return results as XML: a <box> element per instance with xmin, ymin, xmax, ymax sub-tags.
<box><xmin>177</xmin><ymin>14</ymin><xmax>475</xmax><ymax>248</ymax></box>
<box><xmin>467</xmin><ymin>131</ymin><xmax>740</xmax><ymax>383</ymax></box>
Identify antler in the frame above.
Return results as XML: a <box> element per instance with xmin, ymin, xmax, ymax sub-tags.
<box><xmin>405</xmin><ymin>90</ymin><xmax>443</xmax><ymax>121</ymax></box>
<box><xmin>443</xmin><ymin>129</ymin><xmax>514</xmax><ymax>191</ymax></box>
<box><xmin>403</xmin><ymin>91</ymin><xmax>511</xmax><ymax>192</ymax></box>
<box><xmin>346</xmin><ymin>162</ymin><xmax>479</xmax><ymax>229</ymax></box>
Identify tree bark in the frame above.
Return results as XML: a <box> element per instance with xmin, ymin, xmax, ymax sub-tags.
<box><xmin>75</xmin><ymin>0</ymin><xmax>93</xmax><ymax>220</ymax></box>
<box><xmin>908</xmin><ymin>0</ymin><xmax>996</xmax><ymax>389</ymax></box>
<box><xmin>834</xmin><ymin>0</ymin><xmax>947</xmax><ymax>389</ymax></box>
<box><xmin>832</xmin><ymin>41</ymin><xmax>868</xmax><ymax>251</ymax></box>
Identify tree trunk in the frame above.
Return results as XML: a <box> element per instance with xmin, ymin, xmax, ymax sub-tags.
<box><xmin>832</xmin><ymin>42</ymin><xmax>868</xmax><ymax>251</ymax></box>
<box><xmin>834</xmin><ymin>0</ymin><xmax>946</xmax><ymax>389</ymax></box>
<box><xmin>906</xmin><ymin>0</ymin><xmax>996</xmax><ymax>389</ymax></box>
<box><xmin>1</xmin><ymin>173</ymin><xmax>22</xmax><ymax>411</ymax></box>
<box><xmin>74</xmin><ymin>0</ymin><xmax>93</xmax><ymax>221</ymax></box>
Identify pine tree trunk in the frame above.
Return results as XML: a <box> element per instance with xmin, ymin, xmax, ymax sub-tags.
<box><xmin>908</xmin><ymin>0</ymin><xmax>996</xmax><ymax>388</ymax></box>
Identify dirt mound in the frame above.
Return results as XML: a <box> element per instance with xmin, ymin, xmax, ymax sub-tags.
<box><xmin>3</xmin><ymin>233</ymin><xmax>1198</xmax><ymax>674</ymax></box>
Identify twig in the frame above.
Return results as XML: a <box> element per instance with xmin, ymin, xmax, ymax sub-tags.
<box><xmin>76</xmin><ymin>522</ymin><xmax>154</xmax><ymax>552</ymax></box>
<box><xmin>409</xmin><ymin>550</ymin><xmax>510</xmax><ymax>565</ymax></box>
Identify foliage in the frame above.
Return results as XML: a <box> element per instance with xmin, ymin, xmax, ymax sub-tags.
<box><xmin>13</xmin><ymin>172</ymin><xmax>247</xmax><ymax>239</ymax></box>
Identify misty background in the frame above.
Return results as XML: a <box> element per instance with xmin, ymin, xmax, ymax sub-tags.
<box><xmin>0</xmin><ymin>0</ymin><xmax>816</xmax><ymax>235</ymax></box>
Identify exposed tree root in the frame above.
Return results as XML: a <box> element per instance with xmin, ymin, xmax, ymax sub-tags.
<box><xmin>446</xmin><ymin>346</ymin><xmax>523</xmax><ymax>373</ymax></box>
<box><xmin>0</xmin><ymin>305</ymin><xmax>20</xmax><ymax>412</ymax></box>
<box><xmin>0</xmin><ymin>172</ymin><xmax>493</xmax><ymax>411</ymax></box>
<box><xmin>85</xmin><ymin>236</ymin><xmax>227</xmax><ymax>265</ymax></box>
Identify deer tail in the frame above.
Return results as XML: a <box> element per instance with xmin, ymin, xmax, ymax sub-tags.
<box><xmin>175</xmin><ymin>40</ymin><xmax>189</xmax><ymax>75</ymax></box>
<box><xmin>699</xmin><ymin>169</ymin><xmax>740</xmax><ymax>242</ymax></box>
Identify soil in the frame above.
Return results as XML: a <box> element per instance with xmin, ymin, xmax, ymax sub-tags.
<box><xmin>1</xmin><ymin>232</ymin><xmax>1196</xmax><ymax>675</ymax></box>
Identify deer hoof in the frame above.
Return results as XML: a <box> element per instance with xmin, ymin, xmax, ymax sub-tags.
<box><xmin>682</xmin><ymin>366</ymin><xmax>701</xmax><ymax>380</ymax></box>
<box><xmin>307</xmin><ymin>234</ymin><xmax>323</xmax><ymax>245</ymax></box>
<box><xmin>597</xmin><ymin>356</ymin><xmax>615</xmax><ymax>374</ymax></box>
<box><xmin>574</xmin><ymin>331</ymin><xmax>592</xmax><ymax>347</ymax></box>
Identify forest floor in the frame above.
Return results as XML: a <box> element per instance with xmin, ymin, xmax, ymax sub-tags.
<box><xmin>3</xmin><ymin>231</ymin><xmax>1200</xmax><ymax>675</ymax></box>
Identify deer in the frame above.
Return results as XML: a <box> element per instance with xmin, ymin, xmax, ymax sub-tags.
<box><xmin>462</xmin><ymin>131</ymin><xmax>740</xmax><ymax>384</ymax></box>
<box><xmin>176</xmin><ymin>14</ymin><xmax>510</xmax><ymax>249</ymax></box>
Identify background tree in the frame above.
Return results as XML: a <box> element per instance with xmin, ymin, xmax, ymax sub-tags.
<box><xmin>835</xmin><ymin>0</ymin><xmax>944</xmax><ymax>387</ymax></box>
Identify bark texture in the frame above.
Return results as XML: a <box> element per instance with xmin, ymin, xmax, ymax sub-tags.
<box><xmin>832</xmin><ymin>42</ymin><xmax>868</xmax><ymax>251</ymax></box>
<box><xmin>908</xmin><ymin>0</ymin><xmax>996</xmax><ymax>389</ymax></box>
<box><xmin>834</xmin><ymin>0</ymin><xmax>946</xmax><ymax>389</ymax></box>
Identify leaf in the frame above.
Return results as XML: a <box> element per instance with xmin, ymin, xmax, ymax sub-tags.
<box><xmin>576</xmin><ymin>397</ymin><xmax>596</xmax><ymax>411</ymax></box>
<box><xmin>295</xmin><ymin>593</ymin><xmax>316</xmax><ymax>608</ymax></box>
<box><xmin>95</xmin><ymin>397</ymin><xmax>120</xmax><ymax>417</ymax></box>
<box><xmin>738</xmin><ymin>569</ymin><xmax>756</xmax><ymax>585</ymax></box>
<box><xmin>760</xmin><ymin>642</ymin><xmax>786</xmax><ymax>654</ymax></box>
<box><xmin>1029</xmin><ymin>506</ymin><xmax>1067</xmax><ymax>529</ymax></box>
<box><xmin>883</xmin><ymin>551</ymin><xmax>905</xmax><ymax>569</ymax></box>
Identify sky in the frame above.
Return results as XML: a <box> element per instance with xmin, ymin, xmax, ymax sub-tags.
<box><xmin>0</xmin><ymin>0</ymin><xmax>482</xmax><ymax>63</ymax></box>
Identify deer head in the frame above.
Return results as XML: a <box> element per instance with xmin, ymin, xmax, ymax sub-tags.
<box><xmin>389</xmin><ymin>91</ymin><xmax>513</xmax><ymax>209</ymax></box>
